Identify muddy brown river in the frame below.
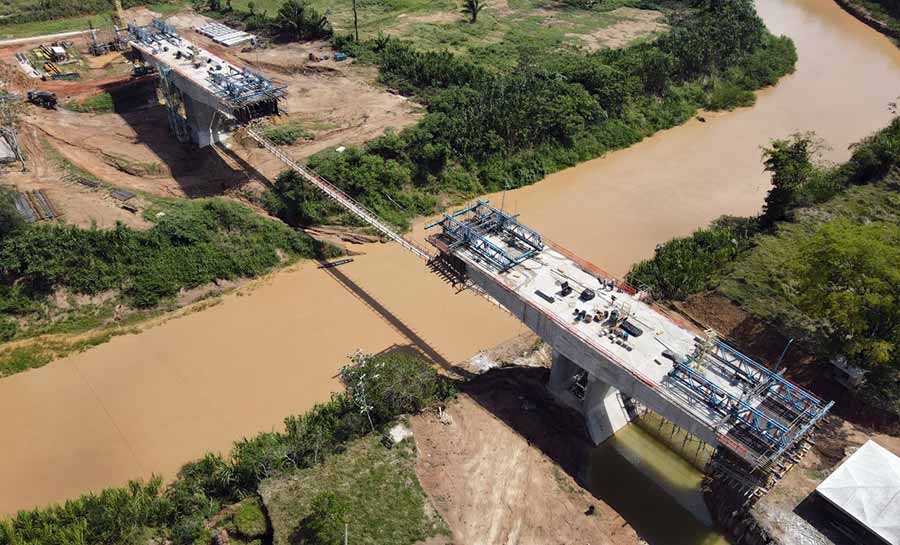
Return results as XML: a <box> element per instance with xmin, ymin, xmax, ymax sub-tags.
<box><xmin>2</xmin><ymin>0</ymin><xmax>899</xmax><ymax>534</ymax></box>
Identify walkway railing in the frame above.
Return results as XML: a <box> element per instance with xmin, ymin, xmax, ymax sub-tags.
<box><xmin>247</xmin><ymin>126</ymin><xmax>432</xmax><ymax>262</ymax></box>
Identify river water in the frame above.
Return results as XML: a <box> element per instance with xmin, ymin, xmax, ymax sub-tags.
<box><xmin>2</xmin><ymin>0</ymin><xmax>899</xmax><ymax>540</ymax></box>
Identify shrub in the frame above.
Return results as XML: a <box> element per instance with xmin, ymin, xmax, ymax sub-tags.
<box><xmin>296</xmin><ymin>492</ymin><xmax>350</xmax><ymax>545</ymax></box>
<box><xmin>261</xmin><ymin>123</ymin><xmax>311</xmax><ymax>146</ymax></box>
<box><xmin>627</xmin><ymin>216</ymin><xmax>759</xmax><ymax>299</ymax></box>
<box><xmin>232</xmin><ymin>499</ymin><xmax>268</xmax><ymax>539</ymax></box>
<box><xmin>0</xmin><ymin>198</ymin><xmax>333</xmax><ymax>311</ymax></box>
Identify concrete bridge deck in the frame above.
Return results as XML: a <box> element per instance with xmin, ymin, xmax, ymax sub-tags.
<box><xmin>427</xmin><ymin>200</ymin><xmax>831</xmax><ymax>471</ymax></box>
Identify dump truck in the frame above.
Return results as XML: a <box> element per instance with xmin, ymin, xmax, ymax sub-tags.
<box><xmin>26</xmin><ymin>90</ymin><xmax>57</xmax><ymax>109</ymax></box>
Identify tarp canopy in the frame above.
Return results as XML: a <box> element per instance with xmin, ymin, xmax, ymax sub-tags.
<box><xmin>816</xmin><ymin>440</ymin><xmax>900</xmax><ymax>545</ymax></box>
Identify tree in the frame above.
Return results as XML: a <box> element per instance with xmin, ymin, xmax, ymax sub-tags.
<box><xmin>298</xmin><ymin>492</ymin><xmax>350</xmax><ymax>545</ymax></box>
<box><xmin>0</xmin><ymin>187</ymin><xmax>24</xmax><ymax>240</ymax></box>
<box><xmin>275</xmin><ymin>0</ymin><xmax>331</xmax><ymax>42</ymax></box>
<box><xmin>247</xmin><ymin>0</ymin><xmax>255</xmax><ymax>15</ymax></box>
<box><xmin>352</xmin><ymin>0</ymin><xmax>359</xmax><ymax>42</ymax></box>
<box><xmin>461</xmin><ymin>0</ymin><xmax>484</xmax><ymax>23</ymax></box>
<box><xmin>760</xmin><ymin>132</ymin><xmax>823</xmax><ymax>226</ymax></box>
<box><xmin>797</xmin><ymin>218</ymin><xmax>900</xmax><ymax>370</ymax></box>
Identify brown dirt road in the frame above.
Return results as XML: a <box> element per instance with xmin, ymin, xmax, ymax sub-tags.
<box><xmin>412</xmin><ymin>368</ymin><xmax>642</xmax><ymax>545</ymax></box>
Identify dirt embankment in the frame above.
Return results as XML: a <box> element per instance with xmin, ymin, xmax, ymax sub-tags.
<box><xmin>411</xmin><ymin>367</ymin><xmax>643</xmax><ymax>545</ymax></box>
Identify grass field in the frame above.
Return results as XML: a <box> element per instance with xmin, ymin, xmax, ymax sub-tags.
<box><xmin>234</xmin><ymin>0</ymin><xmax>660</xmax><ymax>57</ymax></box>
<box><xmin>260</xmin><ymin>433</ymin><xmax>449</xmax><ymax>545</ymax></box>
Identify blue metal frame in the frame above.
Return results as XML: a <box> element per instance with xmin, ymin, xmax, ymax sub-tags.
<box><xmin>426</xmin><ymin>200</ymin><xmax>544</xmax><ymax>271</ymax></box>
<box><xmin>671</xmin><ymin>340</ymin><xmax>833</xmax><ymax>467</ymax></box>
<box><xmin>669</xmin><ymin>362</ymin><xmax>790</xmax><ymax>447</ymax></box>
<box><xmin>709</xmin><ymin>341</ymin><xmax>823</xmax><ymax>417</ymax></box>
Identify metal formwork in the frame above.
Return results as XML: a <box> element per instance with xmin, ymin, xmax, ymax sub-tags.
<box><xmin>667</xmin><ymin>339</ymin><xmax>832</xmax><ymax>469</ymax></box>
<box><xmin>127</xmin><ymin>19</ymin><xmax>285</xmax><ymax>114</ymax></box>
<box><xmin>425</xmin><ymin>200</ymin><xmax>544</xmax><ymax>271</ymax></box>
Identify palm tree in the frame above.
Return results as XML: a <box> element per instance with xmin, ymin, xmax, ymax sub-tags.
<box><xmin>461</xmin><ymin>0</ymin><xmax>484</xmax><ymax>23</ymax></box>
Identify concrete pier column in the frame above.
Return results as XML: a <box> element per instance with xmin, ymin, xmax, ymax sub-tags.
<box><xmin>583</xmin><ymin>377</ymin><xmax>631</xmax><ymax>444</ymax></box>
<box><xmin>182</xmin><ymin>93</ymin><xmax>223</xmax><ymax>148</ymax></box>
<box><xmin>547</xmin><ymin>350</ymin><xmax>632</xmax><ymax>445</ymax></box>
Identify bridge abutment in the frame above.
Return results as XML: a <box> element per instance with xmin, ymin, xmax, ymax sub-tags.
<box><xmin>549</xmin><ymin>350</ymin><xmax>632</xmax><ymax>444</ymax></box>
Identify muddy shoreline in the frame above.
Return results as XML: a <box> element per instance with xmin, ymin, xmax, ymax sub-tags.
<box><xmin>832</xmin><ymin>0</ymin><xmax>900</xmax><ymax>42</ymax></box>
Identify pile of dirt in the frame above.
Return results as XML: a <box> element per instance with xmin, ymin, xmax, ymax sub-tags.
<box><xmin>411</xmin><ymin>368</ymin><xmax>642</xmax><ymax>545</ymax></box>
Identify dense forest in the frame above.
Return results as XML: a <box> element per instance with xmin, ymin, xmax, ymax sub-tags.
<box><xmin>627</xmin><ymin>116</ymin><xmax>900</xmax><ymax>412</ymax></box>
<box><xmin>262</xmin><ymin>0</ymin><xmax>797</xmax><ymax>230</ymax></box>
<box><xmin>0</xmin><ymin>352</ymin><xmax>453</xmax><ymax>545</ymax></box>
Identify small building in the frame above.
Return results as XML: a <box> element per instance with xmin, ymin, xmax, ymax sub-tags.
<box><xmin>829</xmin><ymin>355</ymin><xmax>867</xmax><ymax>389</ymax></box>
<box><xmin>816</xmin><ymin>440</ymin><xmax>900</xmax><ymax>545</ymax></box>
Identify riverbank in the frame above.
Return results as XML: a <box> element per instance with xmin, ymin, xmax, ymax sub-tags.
<box><xmin>833</xmin><ymin>0</ymin><xmax>900</xmax><ymax>43</ymax></box>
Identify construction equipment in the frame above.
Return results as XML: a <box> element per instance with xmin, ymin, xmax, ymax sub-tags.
<box><xmin>26</xmin><ymin>90</ymin><xmax>57</xmax><ymax>109</ymax></box>
<box><xmin>132</xmin><ymin>64</ymin><xmax>156</xmax><ymax>77</ymax></box>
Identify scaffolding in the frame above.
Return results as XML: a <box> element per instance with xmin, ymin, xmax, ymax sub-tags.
<box><xmin>667</xmin><ymin>337</ymin><xmax>832</xmax><ymax>470</ymax></box>
<box><xmin>128</xmin><ymin>19</ymin><xmax>285</xmax><ymax>117</ymax></box>
<box><xmin>425</xmin><ymin>200</ymin><xmax>544</xmax><ymax>272</ymax></box>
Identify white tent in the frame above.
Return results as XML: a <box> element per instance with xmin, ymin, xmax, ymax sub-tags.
<box><xmin>816</xmin><ymin>440</ymin><xmax>900</xmax><ymax>545</ymax></box>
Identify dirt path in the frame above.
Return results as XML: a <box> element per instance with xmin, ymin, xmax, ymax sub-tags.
<box><xmin>412</xmin><ymin>370</ymin><xmax>642</xmax><ymax>545</ymax></box>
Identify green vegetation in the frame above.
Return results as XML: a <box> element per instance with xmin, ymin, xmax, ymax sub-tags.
<box><xmin>627</xmin><ymin>116</ymin><xmax>900</xmax><ymax>411</ymax></box>
<box><xmin>0</xmin><ymin>1</ymin><xmax>186</xmax><ymax>39</ymax></box>
<box><xmin>231</xmin><ymin>498</ymin><xmax>269</xmax><ymax>539</ymax></box>
<box><xmin>274</xmin><ymin>0</ymin><xmax>331</xmax><ymax>40</ymax></box>
<box><xmin>64</xmin><ymin>92</ymin><xmax>115</xmax><ymax>114</ymax></box>
<box><xmin>298</xmin><ymin>492</ymin><xmax>350</xmax><ymax>545</ymax></box>
<box><xmin>260</xmin><ymin>121</ymin><xmax>312</xmax><ymax>145</ymax></box>
<box><xmin>0</xmin><ymin>198</ymin><xmax>330</xmax><ymax>309</ymax></box>
<box><xmin>263</xmin><ymin>0</ymin><xmax>797</xmax><ymax>231</ymax></box>
<box><xmin>843</xmin><ymin>0</ymin><xmax>900</xmax><ymax>38</ymax></box>
<box><xmin>264</xmin><ymin>436</ymin><xmax>448</xmax><ymax>545</ymax></box>
<box><xmin>2</xmin><ymin>138</ymin><xmax>327</xmax><ymax>376</ymax></box>
<box><xmin>461</xmin><ymin>0</ymin><xmax>485</xmax><ymax>24</ymax></box>
<box><xmin>0</xmin><ymin>352</ymin><xmax>453</xmax><ymax>545</ymax></box>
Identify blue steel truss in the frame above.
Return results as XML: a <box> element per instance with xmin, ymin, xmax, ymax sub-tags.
<box><xmin>208</xmin><ymin>69</ymin><xmax>287</xmax><ymax>107</ymax></box>
<box><xmin>669</xmin><ymin>362</ymin><xmax>790</xmax><ymax>448</ymax></box>
<box><xmin>425</xmin><ymin>200</ymin><xmax>544</xmax><ymax>271</ymax></box>
<box><xmin>669</xmin><ymin>340</ymin><xmax>833</xmax><ymax>468</ymax></box>
<box><xmin>706</xmin><ymin>341</ymin><xmax>824</xmax><ymax>418</ymax></box>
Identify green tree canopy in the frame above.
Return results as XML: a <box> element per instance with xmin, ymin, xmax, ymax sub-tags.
<box><xmin>298</xmin><ymin>492</ymin><xmax>350</xmax><ymax>545</ymax></box>
<box><xmin>275</xmin><ymin>0</ymin><xmax>332</xmax><ymax>42</ymax></box>
<box><xmin>797</xmin><ymin>218</ymin><xmax>900</xmax><ymax>370</ymax></box>
<box><xmin>760</xmin><ymin>133</ymin><xmax>824</xmax><ymax>226</ymax></box>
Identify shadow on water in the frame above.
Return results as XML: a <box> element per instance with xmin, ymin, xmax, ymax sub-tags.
<box><xmin>462</xmin><ymin>367</ymin><xmax>731</xmax><ymax>545</ymax></box>
<box><xmin>589</xmin><ymin>424</ymin><xmax>730</xmax><ymax>545</ymax></box>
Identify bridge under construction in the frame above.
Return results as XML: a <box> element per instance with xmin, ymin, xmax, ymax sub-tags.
<box><xmin>130</xmin><ymin>18</ymin><xmax>831</xmax><ymax>490</ymax></box>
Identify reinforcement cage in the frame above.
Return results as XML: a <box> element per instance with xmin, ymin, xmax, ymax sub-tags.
<box><xmin>666</xmin><ymin>340</ymin><xmax>832</xmax><ymax>469</ymax></box>
<box><xmin>425</xmin><ymin>200</ymin><xmax>544</xmax><ymax>271</ymax></box>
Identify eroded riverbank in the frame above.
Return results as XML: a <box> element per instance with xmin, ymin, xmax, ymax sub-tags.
<box><xmin>2</xmin><ymin>0</ymin><xmax>900</xmax><ymax>519</ymax></box>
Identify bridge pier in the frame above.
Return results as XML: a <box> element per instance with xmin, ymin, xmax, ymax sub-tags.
<box><xmin>181</xmin><ymin>93</ymin><xmax>226</xmax><ymax>147</ymax></box>
<box><xmin>549</xmin><ymin>350</ymin><xmax>633</xmax><ymax>444</ymax></box>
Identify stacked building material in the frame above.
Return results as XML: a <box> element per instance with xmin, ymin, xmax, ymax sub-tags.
<box><xmin>197</xmin><ymin>22</ymin><xmax>256</xmax><ymax>47</ymax></box>
<box><xmin>15</xmin><ymin>190</ymin><xmax>58</xmax><ymax>222</ymax></box>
